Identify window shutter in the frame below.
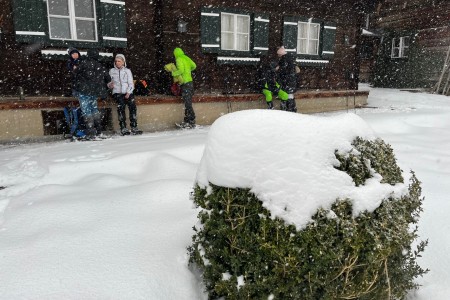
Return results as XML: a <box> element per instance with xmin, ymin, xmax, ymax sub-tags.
<box><xmin>99</xmin><ymin>0</ymin><xmax>127</xmax><ymax>48</ymax></box>
<box><xmin>12</xmin><ymin>0</ymin><xmax>47</xmax><ymax>43</ymax></box>
<box><xmin>252</xmin><ymin>13</ymin><xmax>269</xmax><ymax>55</ymax></box>
<box><xmin>201</xmin><ymin>7</ymin><xmax>220</xmax><ymax>53</ymax></box>
<box><xmin>322</xmin><ymin>21</ymin><xmax>336</xmax><ymax>59</ymax></box>
<box><xmin>282</xmin><ymin>16</ymin><xmax>298</xmax><ymax>54</ymax></box>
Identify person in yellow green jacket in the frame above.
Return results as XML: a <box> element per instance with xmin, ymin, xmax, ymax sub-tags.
<box><xmin>172</xmin><ymin>47</ymin><xmax>197</xmax><ymax>128</ymax></box>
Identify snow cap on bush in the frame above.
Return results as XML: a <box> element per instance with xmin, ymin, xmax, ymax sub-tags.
<box><xmin>196</xmin><ymin>110</ymin><xmax>409</xmax><ymax>229</ymax></box>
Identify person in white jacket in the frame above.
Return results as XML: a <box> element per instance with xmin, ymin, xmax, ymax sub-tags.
<box><xmin>108</xmin><ymin>54</ymin><xmax>142</xmax><ymax>135</ymax></box>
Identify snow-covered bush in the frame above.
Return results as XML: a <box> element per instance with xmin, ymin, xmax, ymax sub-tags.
<box><xmin>188</xmin><ymin>110</ymin><xmax>427</xmax><ymax>299</ymax></box>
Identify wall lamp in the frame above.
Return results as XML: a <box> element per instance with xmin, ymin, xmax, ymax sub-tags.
<box><xmin>177</xmin><ymin>19</ymin><xmax>188</xmax><ymax>33</ymax></box>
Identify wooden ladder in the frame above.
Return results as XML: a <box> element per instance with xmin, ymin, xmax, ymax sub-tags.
<box><xmin>433</xmin><ymin>45</ymin><xmax>450</xmax><ymax>95</ymax></box>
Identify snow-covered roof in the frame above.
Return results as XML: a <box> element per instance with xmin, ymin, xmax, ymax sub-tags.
<box><xmin>41</xmin><ymin>50</ymin><xmax>113</xmax><ymax>57</ymax></box>
<box><xmin>362</xmin><ymin>28</ymin><xmax>382</xmax><ymax>36</ymax></box>
<box><xmin>217</xmin><ymin>57</ymin><xmax>260</xmax><ymax>62</ymax></box>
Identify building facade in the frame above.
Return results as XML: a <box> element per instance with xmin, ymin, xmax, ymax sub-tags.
<box><xmin>370</xmin><ymin>0</ymin><xmax>450</xmax><ymax>89</ymax></box>
<box><xmin>0</xmin><ymin>0</ymin><xmax>370</xmax><ymax>97</ymax></box>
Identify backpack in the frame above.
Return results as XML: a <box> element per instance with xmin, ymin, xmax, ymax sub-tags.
<box><xmin>170</xmin><ymin>82</ymin><xmax>182</xmax><ymax>96</ymax></box>
<box><xmin>134</xmin><ymin>79</ymin><xmax>150</xmax><ymax>96</ymax></box>
<box><xmin>63</xmin><ymin>106</ymin><xmax>86</xmax><ymax>139</ymax></box>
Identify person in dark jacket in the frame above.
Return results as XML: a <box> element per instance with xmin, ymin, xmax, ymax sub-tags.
<box><xmin>257</xmin><ymin>60</ymin><xmax>289</xmax><ymax>109</ymax></box>
<box><xmin>74</xmin><ymin>49</ymin><xmax>111</xmax><ymax>138</ymax></box>
<box><xmin>67</xmin><ymin>47</ymin><xmax>81</xmax><ymax>97</ymax></box>
<box><xmin>276</xmin><ymin>46</ymin><xmax>298</xmax><ymax>112</ymax></box>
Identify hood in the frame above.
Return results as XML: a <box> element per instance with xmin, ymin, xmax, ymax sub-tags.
<box><xmin>68</xmin><ymin>47</ymin><xmax>81</xmax><ymax>59</ymax></box>
<box><xmin>173</xmin><ymin>47</ymin><xmax>185</xmax><ymax>58</ymax></box>
<box><xmin>115</xmin><ymin>54</ymin><xmax>127</xmax><ymax>68</ymax></box>
<box><xmin>87</xmin><ymin>48</ymin><xmax>100</xmax><ymax>60</ymax></box>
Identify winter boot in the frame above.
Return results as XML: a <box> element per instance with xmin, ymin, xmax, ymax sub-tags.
<box><xmin>120</xmin><ymin>127</ymin><xmax>131</xmax><ymax>136</ymax></box>
<box><xmin>267</xmin><ymin>102</ymin><xmax>274</xmax><ymax>110</ymax></box>
<box><xmin>93</xmin><ymin>113</ymin><xmax>103</xmax><ymax>136</ymax></box>
<box><xmin>177</xmin><ymin>122</ymin><xmax>195</xmax><ymax>129</ymax></box>
<box><xmin>131</xmin><ymin>127</ymin><xmax>143</xmax><ymax>135</ymax></box>
<box><xmin>287</xmin><ymin>98</ymin><xmax>297</xmax><ymax>113</ymax></box>
<box><xmin>280</xmin><ymin>101</ymin><xmax>287</xmax><ymax>111</ymax></box>
<box><xmin>84</xmin><ymin>115</ymin><xmax>97</xmax><ymax>139</ymax></box>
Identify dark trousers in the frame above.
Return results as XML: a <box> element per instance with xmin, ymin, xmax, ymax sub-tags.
<box><xmin>113</xmin><ymin>93</ymin><xmax>137</xmax><ymax>129</ymax></box>
<box><xmin>286</xmin><ymin>98</ymin><xmax>297</xmax><ymax>113</ymax></box>
<box><xmin>181</xmin><ymin>82</ymin><xmax>195</xmax><ymax>124</ymax></box>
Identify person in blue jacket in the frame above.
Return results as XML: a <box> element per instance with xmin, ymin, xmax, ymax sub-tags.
<box><xmin>67</xmin><ymin>47</ymin><xmax>81</xmax><ymax>97</ymax></box>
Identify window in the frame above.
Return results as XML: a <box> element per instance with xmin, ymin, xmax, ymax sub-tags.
<box><xmin>282</xmin><ymin>16</ymin><xmax>336</xmax><ymax>66</ymax></box>
<box><xmin>297</xmin><ymin>21</ymin><xmax>320</xmax><ymax>55</ymax></box>
<box><xmin>391</xmin><ymin>36</ymin><xmax>410</xmax><ymax>58</ymax></box>
<box><xmin>47</xmin><ymin>0</ymin><xmax>97</xmax><ymax>41</ymax></box>
<box><xmin>200</xmin><ymin>7</ymin><xmax>269</xmax><ymax>64</ymax></box>
<box><xmin>13</xmin><ymin>0</ymin><xmax>126</xmax><ymax>47</ymax></box>
<box><xmin>221</xmin><ymin>13</ymin><xmax>250</xmax><ymax>51</ymax></box>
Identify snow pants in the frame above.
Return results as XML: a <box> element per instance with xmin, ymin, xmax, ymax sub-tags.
<box><xmin>113</xmin><ymin>93</ymin><xmax>138</xmax><ymax>130</ymax></box>
<box><xmin>181</xmin><ymin>82</ymin><xmax>195</xmax><ymax>125</ymax></box>
<box><xmin>78</xmin><ymin>93</ymin><xmax>102</xmax><ymax>137</ymax></box>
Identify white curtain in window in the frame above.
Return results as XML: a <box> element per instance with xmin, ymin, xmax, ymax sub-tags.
<box><xmin>298</xmin><ymin>22</ymin><xmax>320</xmax><ymax>55</ymax></box>
<box><xmin>236</xmin><ymin>15</ymin><xmax>249</xmax><ymax>51</ymax></box>
<box><xmin>394</xmin><ymin>38</ymin><xmax>400</xmax><ymax>57</ymax></box>
<box><xmin>298</xmin><ymin>23</ymin><xmax>308</xmax><ymax>54</ymax></box>
<box><xmin>309</xmin><ymin>24</ymin><xmax>320</xmax><ymax>54</ymax></box>
<box><xmin>221</xmin><ymin>14</ymin><xmax>234</xmax><ymax>50</ymax></box>
<box><xmin>401</xmin><ymin>37</ymin><xmax>410</xmax><ymax>57</ymax></box>
<box><xmin>221</xmin><ymin>13</ymin><xmax>249</xmax><ymax>51</ymax></box>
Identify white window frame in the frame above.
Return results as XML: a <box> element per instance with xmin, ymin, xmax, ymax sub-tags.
<box><xmin>220</xmin><ymin>12</ymin><xmax>250</xmax><ymax>51</ymax></box>
<box><xmin>47</xmin><ymin>0</ymin><xmax>98</xmax><ymax>42</ymax></box>
<box><xmin>297</xmin><ymin>21</ymin><xmax>321</xmax><ymax>55</ymax></box>
<box><xmin>391</xmin><ymin>36</ymin><xmax>410</xmax><ymax>58</ymax></box>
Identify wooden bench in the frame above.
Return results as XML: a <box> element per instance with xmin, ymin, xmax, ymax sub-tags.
<box><xmin>0</xmin><ymin>90</ymin><xmax>369</xmax><ymax>142</ymax></box>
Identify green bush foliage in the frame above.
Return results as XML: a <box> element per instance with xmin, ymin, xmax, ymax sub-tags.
<box><xmin>334</xmin><ymin>137</ymin><xmax>403</xmax><ymax>186</ymax></box>
<box><xmin>189</xmin><ymin>137</ymin><xmax>428</xmax><ymax>299</ymax></box>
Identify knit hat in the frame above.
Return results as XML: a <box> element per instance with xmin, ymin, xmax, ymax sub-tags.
<box><xmin>115</xmin><ymin>54</ymin><xmax>126</xmax><ymax>67</ymax></box>
<box><xmin>277</xmin><ymin>46</ymin><xmax>287</xmax><ymax>56</ymax></box>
